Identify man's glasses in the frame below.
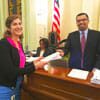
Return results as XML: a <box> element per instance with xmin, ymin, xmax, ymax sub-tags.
<box><xmin>76</xmin><ymin>18</ymin><xmax>88</xmax><ymax>23</ymax></box>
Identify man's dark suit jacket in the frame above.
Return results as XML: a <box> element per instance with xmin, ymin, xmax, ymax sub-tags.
<box><xmin>64</xmin><ymin>29</ymin><xmax>100</xmax><ymax>71</ymax></box>
<box><xmin>34</xmin><ymin>47</ymin><xmax>55</xmax><ymax>57</ymax></box>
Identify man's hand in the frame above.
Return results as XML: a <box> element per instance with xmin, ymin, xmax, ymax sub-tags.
<box><xmin>56</xmin><ymin>49</ymin><xmax>64</xmax><ymax>56</ymax></box>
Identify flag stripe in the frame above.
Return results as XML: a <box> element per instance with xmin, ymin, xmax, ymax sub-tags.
<box><xmin>53</xmin><ymin>22</ymin><xmax>60</xmax><ymax>34</ymax></box>
<box><xmin>54</xmin><ymin>14</ymin><xmax>60</xmax><ymax>25</ymax></box>
<box><xmin>54</xmin><ymin>6</ymin><xmax>60</xmax><ymax>18</ymax></box>
<box><xmin>52</xmin><ymin>0</ymin><xmax>60</xmax><ymax>42</ymax></box>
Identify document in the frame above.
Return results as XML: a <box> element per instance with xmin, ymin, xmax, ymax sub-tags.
<box><xmin>68</xmin><ymin>69</ymin><xmax>89</xmax><ymax>80</ymax></box>
<box><xmin>91</xmin><ymin>68</ymin><xmax>100</xmax><ymax>84</ymax></box>
<box><xmin>26</xmin><ymin>52</ymin><xmax>62</xmax><ymax>62</ymax></box>
<box><xmin>41</xmin><ymin>52</ymin><xmax>62</xmax><ymax>62</ymax></box>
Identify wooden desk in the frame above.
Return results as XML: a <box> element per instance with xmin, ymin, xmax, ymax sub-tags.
<box><xmin>21</xmin><ymin>68</ymin><xmax>100</xmax><ymax>100</ymax></box>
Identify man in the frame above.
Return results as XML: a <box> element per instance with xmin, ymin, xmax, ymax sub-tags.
<box><xmin>59</xmin><ymin>13</ymin><xmax>100</xmax><ymax>71</ymax></box>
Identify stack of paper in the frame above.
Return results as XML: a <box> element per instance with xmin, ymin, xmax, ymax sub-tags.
<box><xmin>91</xmin><ymin>68</ymin><xmax>100</xmax><ymax>84</ymax></box>
<box><xmin>68</xmin><ymin>69</ymin><xmax>89</xmax><ymax>80</ymax></box>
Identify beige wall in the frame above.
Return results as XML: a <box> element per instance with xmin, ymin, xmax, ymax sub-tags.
<box><xmin>60</xmin><ymin>0</ymin><xmax>83</xmax><ymax>38</ymax></box>
<box><xmin>82</xmin><ymin>0</ymin><xmax>100</xmax><ymax>30</ymax></box>
<box><xmin>22</xmin><ymin>0</ymin><xmax>37</xmax><ymax>51</ymax></box>
<box><xmin>0</xmin><ymin>0</ymin><xmax>8</xmax><ymax>38</ymax></box>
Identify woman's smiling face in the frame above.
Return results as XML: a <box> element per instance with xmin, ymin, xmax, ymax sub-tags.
<box><xmin>9</xmin><ymin>18</ymin><xmax>23</xmax><ymax>37</ymax></box>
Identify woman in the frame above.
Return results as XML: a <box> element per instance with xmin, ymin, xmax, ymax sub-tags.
<box><xmin>0</xmin><ymin>15</ymin><xmax>47</xmax><ymax>100</ymax></box>
<box><xmin>34</xmin><ymin>38</ymin><xmax>55</xmax><ymax>57</ymax></box>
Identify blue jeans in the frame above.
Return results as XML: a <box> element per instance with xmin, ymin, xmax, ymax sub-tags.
<box><xmin>0</xmin><ymin>86</ymin><xmax>14</xmax><ymax>100</ymax></box>
<box><xmin>14</xmin><ymin>76</ymin><xmax>23</xmax><ymax>100</ymax></box>
<box><xmin>0</xmin><ymin>76</ymin><xmax>23</xmax><ymax>100</ymax></box>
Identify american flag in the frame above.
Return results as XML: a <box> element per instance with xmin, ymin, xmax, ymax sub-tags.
<box><xmin>52</xmin><ymin>0</ymin><xmax>60</xmax><ymax>42</ymax></box>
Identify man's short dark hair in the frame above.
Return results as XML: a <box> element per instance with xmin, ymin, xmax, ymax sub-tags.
<box><xmin>76</xmin><ymin>13</ymin><xmax>89</xmax><ymax>20</ymax></box>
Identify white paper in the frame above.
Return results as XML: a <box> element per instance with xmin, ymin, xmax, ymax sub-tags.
<box><xmin>68</xmin><ymin>69</ymin><xmax>89</xmax><ymax>80</ymax></box>
<box><xmin>26</xmin><ymin>52</ymin><xmax>62</xmax><ymax>63</ymax></box>
<box><xmin>26</xmin><ymin>57</ymin><xmax>39</xmax><ymax>62</ymax></box>
<box><xmin>41</xmin><ymin>52</ymin><xmax>62</xmax><ymax>62</ymax></box>
<box><xmin>91</xmin><ymin>68</ymin><xmax>100</xmax><ymax>84</ymax></box>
